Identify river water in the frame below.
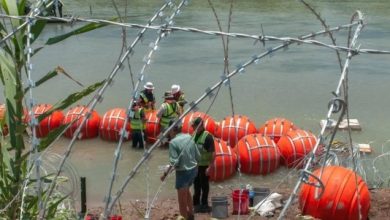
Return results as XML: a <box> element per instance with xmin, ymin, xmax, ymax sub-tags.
<box><xmin>12</xmin><ymin>0</ymin><xmax>390</xmax><ymax>207</ymax></box>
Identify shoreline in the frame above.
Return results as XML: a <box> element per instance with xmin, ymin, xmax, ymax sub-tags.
<box><xmin>86</xmin><ymin>187</ymin><xmax>390</xmax><ymax>220</ymax></box>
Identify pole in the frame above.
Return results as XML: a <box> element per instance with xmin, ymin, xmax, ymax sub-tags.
<box><xmin>81</xmin><ymin>177</ymin><xmax>87</xmax><ymax>215</ymax></box>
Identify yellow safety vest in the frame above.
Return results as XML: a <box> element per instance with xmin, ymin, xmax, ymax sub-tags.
<box><xmin>194</xmin><ymin>131</ymin><xmax>213</xmax><ymax>166</ymax></box>
<box><xmin>131</xmin><ymin>108</ymin><xmax>145</xmax><ymax>130</ymax></box>
<box><xmin>160</xmin><ymin>102</ymin><xmax>178</xmax><ymax>129</ymax></box>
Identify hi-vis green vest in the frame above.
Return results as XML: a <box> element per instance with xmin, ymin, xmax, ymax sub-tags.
<box><xmin>131</xmin><ymin>108</ymin><xmax>145</xmax><ymax>130</ymax></box>
<box><xmin>160</xmin><ymin>102</ymin><xmax>178</xmax><ymax>128</ymax></box>
<box><xmin>194</xmin><ymin>131</ymin><xmax>213</xmax><ymax>166</ymax></box>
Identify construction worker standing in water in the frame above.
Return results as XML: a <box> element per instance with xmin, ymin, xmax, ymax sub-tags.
<box><xmin>171</xmin><ymin>84</ymin><xmax>187</xmax><ymax>114</ymax></box>
<box><xmin>139</xmin><ymin>82</ymin><xmax>156</xmax><ymax>112</ymax></box>
<box><xmin>130</xmin><ymin>101</ymin><xmax>146</xmax><ymax>149</ymax></box>
<box><xmin>157</xmin><ymin>91</ymin><xmax>181</xmax><ymax>132</ymax></box>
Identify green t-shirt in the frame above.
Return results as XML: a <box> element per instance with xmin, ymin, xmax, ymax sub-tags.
<box><xmin>169</xmin><ymin>133</ymin><xmax>200</xmax><ymax>171</ymax></box>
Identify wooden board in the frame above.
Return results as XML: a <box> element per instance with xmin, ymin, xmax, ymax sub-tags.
<box><xmin>320</xmin><ymin>119</ymin><xmax>362</xmax><ymax>131</ymax></box>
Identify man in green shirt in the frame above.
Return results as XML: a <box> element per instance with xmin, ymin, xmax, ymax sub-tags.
<box><xmin>160</xmin><ymin>120</ymin><xmax>200</xmax><ymax>220</ymax></box>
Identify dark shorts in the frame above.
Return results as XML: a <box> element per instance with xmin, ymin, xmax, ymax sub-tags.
<box><xmin>175</xmin><ymin>168</ymin><xmax>198</xmax><ymax>189</ymax></box>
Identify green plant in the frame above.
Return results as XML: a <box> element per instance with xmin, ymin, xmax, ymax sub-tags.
<box><xmin>0</xmin><ymin>0</ymin><xmax>107</xmax><ymax>218</ymax></box>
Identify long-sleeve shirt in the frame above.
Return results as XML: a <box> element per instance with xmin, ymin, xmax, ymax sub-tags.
<box><xmin>168</xmin><ymin>133</ymin><xmax>200</xmax><ymax>171</ymax></box>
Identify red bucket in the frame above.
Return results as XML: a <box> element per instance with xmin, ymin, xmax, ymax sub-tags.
<box><xmin>232</xmin><ymin>189</ymin><xmax>249</xmax><ymax>215</ymax></box>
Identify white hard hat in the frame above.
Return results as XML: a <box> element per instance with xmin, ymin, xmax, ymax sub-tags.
<box><xmin>144</xmin><ymin>82</ymin><xmax>154</xmax><ymax>90</ymax></box>
<box><xmin>171</xmin><ymin>84</ymin><xmax>180</xmax><ymax>94</ymax></box>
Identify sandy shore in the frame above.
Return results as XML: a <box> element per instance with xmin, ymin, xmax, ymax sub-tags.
<box><xmin>87</xmin><ymin>187</ymin><xmax>390</xmax><ymax>219</ymax></box>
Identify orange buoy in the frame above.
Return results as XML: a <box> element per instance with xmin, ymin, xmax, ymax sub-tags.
<box><xmin>209</xmin><ymin>139</ymin><xmax>237</xmax><ymax>182</ymax></box>
<box><xmin>181</xmin><ymin>112</ymin><xmax>216</xmax><ymax>135</ymax></box>
<box><xmin>236</xmin><ymin>134</ymin><xmax>280</xmax><ymax>175</ymax></box>
<box><xmin>299</xmin><ymin>166</ymin><xmax>370</xmax><ymax>220</ymax></box>
<box><xmin>277</xmin><ymin>129</ymin><xmax>317</xmax><ymax>168</ymax></box>
<box><xmin>24</xmin><ymin>104</ymin><xmax>64</xmax><ymax>138</ymax></box>
<box><xmin>145</xmin><ymin>110</ymin><xmax>160</xmax><ymax>143</ymax></box>
<box><xmin>63</xmin><ymin>105</ymin><xmax>100</xmax><ymax>139</ymax></box>
<box><xmin>258</xmin><ymin>117</ymin><xmax>297</xmax><ymax>143</ymax></box>
<box><xmin>0</xmin><ymin>104</ymin><xmax>8</xmax><ymax>136</ymax></box>
<box><xmin>99</xmin><ymin>108</ymin><xmax>130</xmax><ymax>141</ymax></box>
<box><xmin>215</xmin><ymin>115</ymin><xmax>257</xmax><ymax>147</ymax></box>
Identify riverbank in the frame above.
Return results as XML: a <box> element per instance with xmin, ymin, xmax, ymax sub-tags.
<box><xmin>87</xmin><ymin>187</ymin><xmax>390</xmax><ymax>219</ymax></box>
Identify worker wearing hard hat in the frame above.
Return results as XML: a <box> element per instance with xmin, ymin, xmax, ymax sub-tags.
<box><xmin>171</xmin><ymin>84</ymin><xmax>187</xmax><ymax>114</ymax></box>
<box><xmin>157</xmin><ymin>91</ymin><xmax>181</xmax><ymax>132</ymax></box>
<box><xmin>139</xmin><ymin>82</ymin><xmax>156</xmax><ymax>112</ymax></box>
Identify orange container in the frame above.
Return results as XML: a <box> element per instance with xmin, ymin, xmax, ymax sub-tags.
<box><xmin>232</xmin><ymin>189</ymin><xmax>249</xmax><ymax>215</ymax></box>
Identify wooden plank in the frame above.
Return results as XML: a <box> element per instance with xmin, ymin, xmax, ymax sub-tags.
<box><xmin>358</xmin><ymin>143</ymin><xmax>372</xmax><ymax>153</ymax></box>
<box><xmin>320</xmin><ymin>119</ymin><xmax>362</xmax><ymax>131</ymax></box>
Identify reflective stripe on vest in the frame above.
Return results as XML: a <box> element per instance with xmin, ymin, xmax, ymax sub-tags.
<box><xmin>160</xmin><ymin>102</ymin><xmax>178</xmax><ymax>128</ymax></box>
<box><xmin>131</xmin><ymin>109</ymin><xmax>145</xmax><ymax>130</ymax></box>
<box><xmin>140</xmin><ymin>92</ymin><xmax>149</xmax><ymax>103</ymax></box>
<box><xmin>195</xmin><ymin>131</ymin><xmax>213</xmax><ymax>166</ymax></box>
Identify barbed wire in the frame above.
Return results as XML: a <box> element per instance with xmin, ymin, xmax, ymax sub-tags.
<box><xmin>1</xmin><ymin>14</ymin><xmax>390</xmax><ymax>55</ymax></box>
<box><xmin>103</xmin><ymin>0</ymin><xmax>189</xmax><ymax>218</ymax></box>
<box><xmin>19</xmin><ymin>0</ymin><xmax>54</xmax><ymax>218</ymax></box>
<box><xmin>101</xmin><ymin>1</ymin><xmax>173</xmax><ymax>218</ymax></box>
<box><xmin>1</xmin><ymin>1</ymin><xmax>389</xmax><ymax>219</ymax></box>
<box><xmin>38</xmin><ymin>0</ymin><xmax>185</xmax><ymax>217</ymax></box>
<box><xmin>105</xmin><ymin>11</ymin><xmax>365</xmax><ymax>218</ymax></box>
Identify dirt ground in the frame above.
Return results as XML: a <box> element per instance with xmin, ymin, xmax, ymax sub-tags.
<box><xmin>87</xmin><ymin>188</ymin><xmax>390</xmax><ymax>220</ymax></box>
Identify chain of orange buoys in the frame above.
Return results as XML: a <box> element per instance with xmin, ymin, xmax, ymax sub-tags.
<box><xmin>278</xmin><ymin>11</ymin><xmax>365</xmax><ymax>220</ymax></box>
<box><xmin>1</xmin><ymin>2</ymin><xmax>388</xmax><ymax>220</ymax></box>
<box><xmin>107</xmin><ymin>14</ymin><xmax>368</xmax><ymax>220</ymax></box>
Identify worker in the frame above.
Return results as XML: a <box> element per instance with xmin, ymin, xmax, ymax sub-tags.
<box><xmin>171</xmin><ymin>84</ymin><xmax>187</xmax><ymax>114</ymax></box>
<box><xmin>130</xmin><ymin>101</ymin><xmax>146</xmax><ymax>149</ymax></box>
<box><xmin>51</xmin><ymin>0</ymin><xmax>63</xmax><ymax>17</ymax></box>
<box><xmin>191</xmin><ymin>117</ymin><xmax>215</xmax><ymax>213</ymax></box>
<box><xmin>157</xmin><ymin>91</ymin><xmax>180</xmax><ymax>132</ymax></box>
<box><xmin>139</xmin><ymin>82</ymin><xmax>156</xmax><ymax>112</ymax></box>
<box><xmin>160</xmin><ymin>120</ymin><xmax>200</xmax><ymax>220</ymax></box>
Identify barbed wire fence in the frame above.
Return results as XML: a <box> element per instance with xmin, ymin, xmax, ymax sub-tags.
<box><xmin>2</xmin><ymin>0</ymin><xmax>390</xmax><ymax>219</ymax></box>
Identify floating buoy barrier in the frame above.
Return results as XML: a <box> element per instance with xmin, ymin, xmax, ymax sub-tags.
<box><xmin>236</xmin><ymin>134</ymin><xmax>280</xmax><ymax>175</ymax></box>
<box><xmin>99</xmin><ymin>108</ymin><xmax>130</xmax><ymax>142</ymax></box>
<box><xmin>209</xmin><ymin>139</ymin><xmax>237</xmax><ymax>182</ymax></box>
<box><xmin>299</xmin><ymin>166</ymin><xmax>370</xmax><ymax>220</ymax></box>
<box><xmin>258</xmin><ymin>117</ymin><xmax>297</xmax><ymax>143</ymax></box>
<box><xmin>215</xmin><ymin>115</ymin><xmax>257</xmax><ymax>147</ymax></box>
<box><xmin>181</xmin><ymin>111</ymin><xmax>216</xmax><ymax>135</ymax></box>
<box><xmin>63</xmin><ymin>105</ymin><xmax>101</xmax><ymax>139</ymax></box>
<box><xmin>277</xmin><ymin>129</ymin><xmax>317</xmax><ymax>168</ymax></box>
<box><xmin>24</xmin><ymin>104</ymin><xmax>64</xmax><ymax>138</ymax></box>
<box><xmin>145</xmin><ymin>110</ymin><xmax>160</xmax><ymax>143</ymax></box>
